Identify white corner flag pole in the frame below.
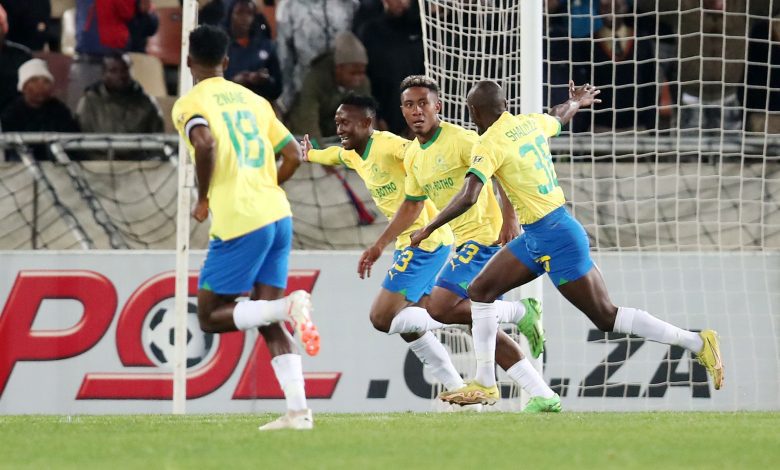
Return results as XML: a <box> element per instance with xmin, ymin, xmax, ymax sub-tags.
<box><xmin>518</xmin><ymin>0</ymin><xmax>545</xmax><ymax>405</ymax></box>
<box><xmin>173</xmin><ymin>0</ymin><xmax>198</xmax><ymax>415</ymax></box>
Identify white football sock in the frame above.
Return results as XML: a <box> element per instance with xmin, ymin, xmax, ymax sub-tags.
<box><xmin>233</xmin><ymin>298</ymin><xmax>287</xmax><ymax>330</ymax></box>
<box><xmin>494</xmin><ymin>300</ymin><xmax>526</xmax><ymax>324</ymax></box>
<box><xmin>471</xmin><ymin>301</ymin><xmax>499</xmax><ymax>387</ymax></box>
<box><xmin>270</xmin><ymin>353</ymin><xmax>308</xmax><ymax>412</ymax></box>
<box><xmin>613</xmin><ymin>307</ymin><xmax>704</xmax><ymax>353</ymax></box>
<box><xmin>506</xmin><ymin>358</ymin><xmax>555</xmax><ymax>398</ymax></box>
<box><xmin>409</xmin><ymin>332</ymin><xmax>466</xmax><ymax>391</ymax></box>
<box><xmin>387</xmin><ymin>306</ymin><xmax>446</xmax><ymax>335</ymax></box>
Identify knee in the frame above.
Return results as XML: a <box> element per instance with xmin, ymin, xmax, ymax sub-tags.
<box><xmin>369</xmin><ymin>308</ymin><xmax>392</xmax><ymax>333</ymax></box>
<box><xmin>425</xmin><ymin>302</ymin><xmax>446</xmax><ymax>322</ymax></box>
<box><xmin>197</xmin><ymin>309</ymin><xmax>220</xmax><ymax>334</ymax></box>
<box><xmin>467</xmin><ymin>281</ymin><xmax>496</xmax><ymax>303</ymax></box>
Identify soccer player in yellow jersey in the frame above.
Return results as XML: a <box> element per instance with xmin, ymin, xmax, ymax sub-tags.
<box><xmin>303</xmin><ymin>94</ymin><xmax>470</xmax><ymax>396</ymax></box>
<box><xmin>360</xmin><ymin>76</ymin><xmax>556</xmax><ymax>408</ymax></box>
<box><xmin>412</xmin><ymin>80</ymin><xmax>724</xmax><ymax>411</ymax></box>
<box><xmin>172</xmin><ymin>25</ymin><xmax>319</xmax><ymax>430</ymax></box>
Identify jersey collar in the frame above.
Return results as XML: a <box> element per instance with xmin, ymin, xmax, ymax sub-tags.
<box><xmin>361</xmin><ymin>134</ymin><xmax>375</xmax><ymax>160</ymax></box>
<box><xmin>419</xmin><ymin>124</ymin><xmax>443</xmax><ymax>150</ymax></box>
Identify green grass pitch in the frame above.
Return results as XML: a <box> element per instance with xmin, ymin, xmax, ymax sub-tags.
<box><xmin>2</xmin><ymin>412</ymin><xmax>778</xmax><ymax>468</ymax></box>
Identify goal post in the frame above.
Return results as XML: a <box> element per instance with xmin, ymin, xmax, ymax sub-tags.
<box><xmin>172</xmin><ymin>0</ymin><xmax>199</xmax><ymax>415</ymax></box>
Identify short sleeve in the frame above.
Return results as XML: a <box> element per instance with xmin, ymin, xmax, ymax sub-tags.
<box><xmin>307</xmin><ymin>146</ymin><xmax>344</xmax><ymax>167</ymax></box>
<box><xmin>403</xmin><ymin>153</ymin><xmax>426</xmax><ymax>200</ymax></box>
<box><xmin>172</xmin><ymin>96</ymin><xmax>208</xmax><ymax>146</ymax></box>
<box><xmin>263</xmin><ymin>100</ymin><xmax>294</xmax><ymax>153</ymax></box>
<box><xmin>466</xmin><ymin>141</ymin><xmax>500</xmax><ymax>184</ymax></box>
<box><xmin>458</xmin><ymin>130</ymin><xmax>479</xmax><ymax>166</ymax></box>
<box><xmin>529</xmin><ymin>113</ymin><xmax>562</xmax><ymax>138</ymax></box>
<box><xmin>393</xmin><ymin>136</ymin><xmax>410</xmax><ymax>162</ymax></box>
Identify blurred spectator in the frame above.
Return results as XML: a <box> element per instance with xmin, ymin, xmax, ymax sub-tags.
<box><xmin>0</xmin><ymin>0</ymin><xmax>50</xmax><ymax>51</ymax></box>
<box><xmin>352</xmin><ymin>0</ymin><xmax>382</xmax><ymax>34</ymax></box>
<box><xmin>128</xmin><ymin>0</ymin><xmax>159</xmax><ymax>53</ymax></box>
<box><xmin>0</xmin><ymin>5</ymin><xmax>32</xmax><ymax>112</ymax></box>
<box><xmin>357</xmin><ymin>0</ymin><xmax>423</xmax><ymax>136</ymax></box>
<box><xmin>590</xmin><ymin>0</ymin><xmax>656</xmax><ymax>131</ymax></box>
<box><xmin>545</xmin><ymin>0</ymin><xmax>590</xmax><ymax>131</ymax></box>
<box><xmin>76</xmin><ymin>52</ymin><xmax>163</xmax><ymax>134</ymax></box>
<box><xmin>1</xmin><ymin>58</ymin><xmax>79</xmax><ymax>160</ymax></box>
<box><xmin>659</xmin><ymin>0</ymin><xmax>747</xmax><ymax>131</ymax></box>
<box><xmin>69</xmin><ymin>0</ymin><xmax>141</xmax><ymax>109</ymax></box>
<box><xmin>286</xmin><ymin>31</ymin><xmax>371</xmax><ymax>141</ymax></box>
<box><xmin>225</xmin><ymin>0</ymin><xmax>282</xmax><ymax>100</ymax></box>
<box><xmin>276</xmin><ymin>0</ymin><xmax>359</xmax><ymax>113</ymax></box>
<box><xmin>199</xmin><ymin>0</ymin><xmax>226</xmax><ymax>26</ymax></box>
<box><xmin>745</xmin><ymin>15</ymin><xmax>780</xmax><ymax>134</ymax></box>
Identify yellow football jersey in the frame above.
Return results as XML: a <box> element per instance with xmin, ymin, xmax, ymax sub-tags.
<box><xmin>403</xmin><ymin>121</ymin><xmax>501</xmax><ymax>246</ymax></box>
<box><xmin>468</xmin><ymin>112</ymin><xmax>565</xmax><ymax>225</ymax></box>
<box><xmin>308</xmin><ymin>130</ymin><xmax>453</xmax><ymax>251</ymax></box>
<box><xmin>172</xmin><ymin>77</ymin><xmax>294</xmax><ymax>241</ymax></box>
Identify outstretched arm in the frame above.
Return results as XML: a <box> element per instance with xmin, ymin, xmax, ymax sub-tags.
<box><xmin>410</xmin><ymin>173</ymin><xmax>484</xmax><ymax>247</ymax></box>
<box><xmin>548</xmin><ymin>80</ymin><xmax>602</xmax><ymax>127</ymax></box>
<box><xmin>358</xmin><ymin>199</ymin><xmax>424</xmax><ymax>279</ymax></box>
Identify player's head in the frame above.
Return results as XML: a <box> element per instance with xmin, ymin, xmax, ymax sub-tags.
<box><xmin>466</xmin><ymin>80</ymin><xmax>507</xmax><ymax>134</ymax></box>
<box><xmin>335</xmin><ymin>94</ymin><xmax>377</xmax><ymax>151</ymax></box>
<box><xmin>187</xmin><ymin>25</ymin><xmax>230</xmax><ymax>80</ymax></box>
<box><xmin>399</xmin><ymin>75</ymin><xmax>441</xmax><ymax>137</ymax></box>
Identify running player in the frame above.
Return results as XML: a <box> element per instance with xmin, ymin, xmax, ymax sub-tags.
<box><xmin>173</xmin><ymin>25</ymin><xmax>319</xmax><ymax>430</ymax></box>
<box><xmin>303</xmin><ymin>94</ymin><xmax>469</xmax><ymax>396</ymax></box>
<box><xmin>360</xmin><ymin>76</ymin><xmax>557</xmax><ymax>410</ymax></box>
<box><xmin>411</xmin><ymin>80</ymin><xmax>724</xmax><ymax>410</ymax></box>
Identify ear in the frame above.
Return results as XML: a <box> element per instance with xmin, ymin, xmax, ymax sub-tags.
<box><xmin>222</xmin><ymin>56</ymin><xmax>230</xmax><ymax>70</ymax></box>
<box><xmin>434</xmin><ymin>98</ymin><xmax>442</xmax><ymax>114</ymax></box>
<box><xmin>186</xmin><ymin>55</ymin><xmax>192</xmax><ymax>69</ymax></box>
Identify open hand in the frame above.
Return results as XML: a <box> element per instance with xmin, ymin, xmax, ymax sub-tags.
<box><xmin>358</xmin><ymin>245</ymin><xmax>382</xmax><ymax>279</ymax></box>
<box><xmin>301</xmin><ymin>134</ymin><xmax>313</xmax><ymax>161</ymax></box>
<box><xmin>568</xmin><ymin>80</ymin><xmax>602</xmax><ymax>108</ymax></box>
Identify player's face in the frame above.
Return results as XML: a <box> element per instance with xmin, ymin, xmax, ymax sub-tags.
<box><xmin>335</xmin><ymin>105</ymin><xmax>371</xmax><ymax>150</ymax></box>
<box><xmin>400</xmin><ymin>87</ymin><xmax>441</xmax><ymax>137</ymax></box>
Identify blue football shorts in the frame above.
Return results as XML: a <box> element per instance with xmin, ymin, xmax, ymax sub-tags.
<box><xmin>199</xmin><ymin>216</ymin><xmax>292</xmax><ymax>294</ymax></box>
<box><xmin>435</xmin><ymin>241</ymin><xmax>502</xmax><ymax>299</ymax></box>
<box><xmin>507</xmin><ymin>206</ymin><xmax>593</xmax><ymax>287</ymax></box>
<box><xmin>382</xmin><ymin>243</ymin><xmax>452</xmax><ymax>303</ymax></box>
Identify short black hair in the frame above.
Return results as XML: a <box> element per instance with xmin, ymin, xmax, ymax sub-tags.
<box><xmin>189</xmin><ymin>25</ymin><xmax>229</xmax><ymax>67</ymax></box>
<box><xmin>102</xmin><ymin>50</ymin><xmax>130</xmax><ymax>69</ymax></box>
<box><xmin>399</xmin><ymin>75</ymin><xmax>439</xmax><ymax>94</ymax></box>
<box><xmin>340</xmin><ymin>94</ymin><xmax>378</xmax><ymax>117</ymax></box>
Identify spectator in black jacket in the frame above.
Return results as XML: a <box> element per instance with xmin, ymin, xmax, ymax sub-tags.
<box><xmin>357</xmin><ymin>0</ymin><xmax>424</xmax><ymax>136</ymax></box>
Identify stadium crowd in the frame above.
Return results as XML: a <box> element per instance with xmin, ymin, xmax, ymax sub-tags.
<box><xmin>0</xmin><ymin>0</ymin><xmax>779</xmax><ymax>161</ymax></box>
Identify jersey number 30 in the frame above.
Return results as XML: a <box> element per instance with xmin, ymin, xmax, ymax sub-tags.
<box><xmin>519</xmin><ymin>135</ymin><xmax>558</xmax><ymax>195</ymax></box>
<box><xmin>222</xmin><ymin>110</ymin><xmax>266</xmax><ymax>168</ymax></box>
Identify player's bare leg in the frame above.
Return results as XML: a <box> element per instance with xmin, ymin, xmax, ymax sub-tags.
<box><xmin>448</xmin><ymin>248</ymin><xmax>559</xmax><ymax>411</ymax></box>
<box><xmin>369</xmin><ymin>287</ymin><xmax>466</xmax><ymax>392</ymax></box>
<box><xmin>426</xmin><ymin>288</ymin><xmax>529</xmax><ymax>371</ymax></box>
<box><xmin>557</xmin><ymin>266</ymin><xmax>723</xmax><ymax>389</ymax></box>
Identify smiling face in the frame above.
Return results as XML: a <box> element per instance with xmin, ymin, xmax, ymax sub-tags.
<box><xmin>335</xmin><ymin>104</ymin><xmax>373</xmax><ymax>151</ymax></box>
<box><xmin>400</xmin><ymin>86</ymin><xmax>441</xmax><ymax>138</ymax></box>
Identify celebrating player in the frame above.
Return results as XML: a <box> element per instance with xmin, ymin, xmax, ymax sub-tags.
<box><xmin>173</xmin><ymin>25</ymin><xmax>319</xmax><ymax>430</ymax></box>
<box><xmin>411</xmin><ymin>80</ymin><xmax>724</xmax><ymax>409</ymax></box>
<box><xmin>360</xmin><ymin>76</ymin><xmax>559</xmax><ymax>411</ymax></box>
<box><xmin>303</xmin><ymin>94</ymin><xmax>471</xmax><ymax>397</ymax></box>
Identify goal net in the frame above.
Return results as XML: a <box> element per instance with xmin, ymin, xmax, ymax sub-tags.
<box><xmin>420</xmin><ymin>0</ymin><xmax>780</xmax><ymax>411</ymax></box>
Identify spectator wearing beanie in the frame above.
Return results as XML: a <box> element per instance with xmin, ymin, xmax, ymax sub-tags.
<box><xmin>286</xmin><ymin>31</ymin><xmax>372</xmax><ymax>141</ymax></box>
<box><xmin>1</xmin><ymin>58</ymin><xmax>79</xmax><ymax>160</ymax></box>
